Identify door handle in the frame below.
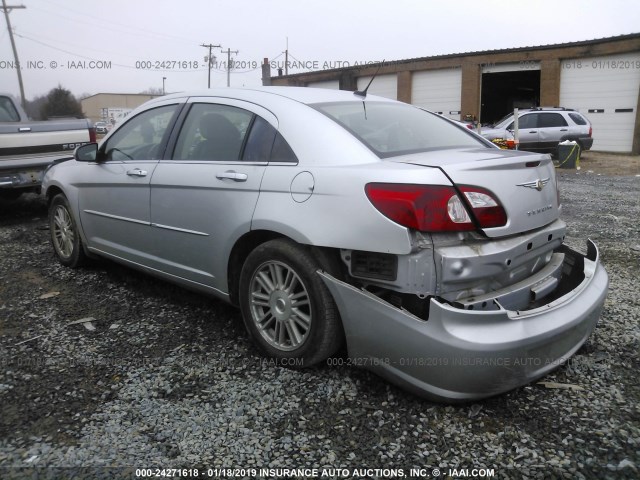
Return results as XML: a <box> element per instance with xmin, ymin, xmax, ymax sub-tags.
<box><xmin>560</xmin><ymin>128</ymin><xmax>568</xmax><ymax>131</ymax></box>
<box><xmin>126</xmin><ymin>168</ymin><xmax>148</xmax><ymax>177</ymax></box>
<box><xmin>216</xmin><ymin>171</ymin><xmax>248</xmax><ymax>182</ymax></box>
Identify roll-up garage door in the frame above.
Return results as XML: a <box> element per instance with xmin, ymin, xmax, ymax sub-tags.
<box><xmin>356</xmin><ymin>74</ymin><xmax>397</xmax><ymax>100</ymax></box>
<box><xmin>411</xmin><ymin>69</ymin><xmax>462</xmax><ymax>119</ymax></box>
<box><xmin>307</xmin><ymin>80</ymin><xmax>340</xmax><ymax>89</ymax></box>
<box><xmin>560</xmin><ymin>52</ymin><xmax>640</xmax><ymax>152</ymax></box>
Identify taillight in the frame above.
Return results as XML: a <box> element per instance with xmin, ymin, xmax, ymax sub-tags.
<box><xmin>365</xmin><ymin>183</ymin><xmax>507</xmax><ymax>232</ymax></box>
<box><xmin>89</xmin><ymin>126</ymin><xmax>97</xmax><ymax>143</ymax></box>
<box><xmin>457</xmin><ymin>186</ymin><xmax>507</xmax><ymax>228</ymax></box>
<box><xmin>588</xmin><ymin>126</ymin><xmax>592</xmax><ymax>137</ymax></box>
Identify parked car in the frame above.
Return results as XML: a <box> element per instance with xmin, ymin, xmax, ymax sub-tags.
<box><xmin>0</xmin><ymin>93</ymin><xmax>94</xmax><ymax>199</ymax></box>
<box><xmin>94</xmin><ymin>121</ymin><xmax>109</xmax><ymax>134</ymax></box>
<box><xmin>480</xmin><ymin>107</ymin><xmax>593</xmax><ymax>156</ymax></box>
<box><xmin>42</xmin><ymin>88</ymin><xmax>608</xmax><ymax>401</ymax></box>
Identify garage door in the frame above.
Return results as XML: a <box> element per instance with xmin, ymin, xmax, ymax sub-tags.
<box><xmin>307</xmin><ymin>80</ymin><xmax>340</xmax><ymax>89</ymax></box>
<box><xmin>356</xmin><ymin>74</ymin><xmax>397</xmax><ymax>100</ymax></box>
<box><xmin>411</xmin><ymin>69</ymin><xmax>462</xmax><ymax>119</ymax></box>
<box><xmin>560</xmin><ymin>52</ymin><xmax>640</xmax><ymax>152</ymax></box>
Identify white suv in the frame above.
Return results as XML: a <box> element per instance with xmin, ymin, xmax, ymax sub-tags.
<box><xmin>481</xmin><ymin>107</ymin><xmax>593</xmax><ymax>156</ymax></box>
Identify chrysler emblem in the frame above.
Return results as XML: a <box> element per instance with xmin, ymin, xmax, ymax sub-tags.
<box><xmin>517</xmin><ymin>177</ymin><xmax>550</xmax><ymax>191</ymax></box>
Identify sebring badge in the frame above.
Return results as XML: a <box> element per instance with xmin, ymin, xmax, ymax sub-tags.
<box><xmin>517</xmin><ymin>177</ymin><xmax>550</xmax><ymax>191</ymax></box>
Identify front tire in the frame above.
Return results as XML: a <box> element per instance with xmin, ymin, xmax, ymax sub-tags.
<box><xmin>239</xmin><ymin>239</ymin><xmax>343</xmax><ymax>367</ymax></box>
<box><xmin>49</xmin><ymin>194</ymin><xmax>87</xmax><ymax>268</ymax></box>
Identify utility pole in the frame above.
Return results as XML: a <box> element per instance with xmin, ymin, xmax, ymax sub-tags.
<box><xmin>201</xmin><ymin>43</ymin><xmax>220</xmax><ymax>88</ymax></box>
<box><xmin>220</xmin><ymin>47</ymin><xmax>238</xmax><ymax>87</ymax></box>
<box><xmin>284</xmin><ymin>37</ymin><xmax>288</xmax><ymax>76</ymax></box>
<box><xmin>1</xmin><ymin>0</ymin><xmax>26</xmax><ymax>109</ymax></box>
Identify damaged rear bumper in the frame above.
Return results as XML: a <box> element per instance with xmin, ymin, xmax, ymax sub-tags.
<box><xmin>319</xmin><ymin>240</ymin><xmax>608</xmax><ymax>402</ymax></box>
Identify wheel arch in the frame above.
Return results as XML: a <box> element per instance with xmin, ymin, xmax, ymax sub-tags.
<box><xmin>45</xmin><ymin>185</ymin><xmax>65</xmax><ymax>204</ymax></box>
<box><xmin>227</xmin><ymin>230</ymin><xmax>345</xmax><ymax>307</ymax></box>
<box><xmin>45</xmin><ymin>186</ymin><xmax>95</xmax><ymax>259</ymax></box>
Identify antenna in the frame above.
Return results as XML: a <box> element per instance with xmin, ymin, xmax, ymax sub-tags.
<box><xmin>354</xmin><ymin>60</ymin><xmax>385</xmax><ymax>98</ymax></box>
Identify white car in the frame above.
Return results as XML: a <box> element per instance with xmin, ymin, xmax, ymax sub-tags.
<box><xmin>43</xmin><ymin>87</ymin><xmax>608</xmax><ymax>401</ymax></box>
<box><xmin>94</xmin><ymin>121</ymin><xmax>109</xmax><ymax>134</ymax></box>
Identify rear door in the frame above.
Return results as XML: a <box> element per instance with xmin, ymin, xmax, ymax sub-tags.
<box><xmin>537</xmin><ymin>112</ymin><xmax>570</xmax><ymax>153</ymax></box>
<box><xmin>148</xmin><ymin>98</ymin><xmax>277</xmax><ymax>293</ymax></box>
<box><xmin>77</xmin><ymin>102</ymin><xmax>181</xmax><ymax>263</ymax></box>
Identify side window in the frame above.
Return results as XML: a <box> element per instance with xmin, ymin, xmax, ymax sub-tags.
<box><xmin>242</xmin><ymin>116</ymin><xmax>276</xmax><ymax>162</ymax></box>
<box><xmin>517</xmin><ymin>114</ymin><xmax>538</xmax><ymax>129</ymax></box>
<box><xmin>539</xmin><ymin>113</ymin><xmax>568</xmax><ymax>128</ymax></box>
<box><xmin>271</xmin><ymin>133</ymin><xmax>298</xmax><ymax>163</ymax></box>
<box><xmin>103</xmin><ymin>105</ymin><xmax>177</xmax><ymax>161</ymax></box>
<box><xmin>242</xmin><ymin>116</ymin><xmax>298</xmax><ymax>163</ymax></box>
<box><xmin>173</xmin><ymin>103</ymin><xmax>252</xmax><ymax>161</ymax></box>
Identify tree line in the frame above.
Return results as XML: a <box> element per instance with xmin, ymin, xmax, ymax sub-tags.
<box><xmin>23</xmin><ymin>85</ymin><xmax>85</xmax><ymax>121</ymax></box>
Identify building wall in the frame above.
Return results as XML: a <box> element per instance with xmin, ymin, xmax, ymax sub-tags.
<box><xmin>81</xmin><ymin>93</ymin><xmax>159</xmax><ymax>123</ymax></box>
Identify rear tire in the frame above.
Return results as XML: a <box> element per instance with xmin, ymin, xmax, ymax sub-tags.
<box><xmin>49</xmin><ymin>194</ymin><xmax>87</xmax><ymax>268</ymax></box>
<box><xmin>239</xmin><ymin>239</ymin><xmax>344</xmax><ymax>367</ymax></box>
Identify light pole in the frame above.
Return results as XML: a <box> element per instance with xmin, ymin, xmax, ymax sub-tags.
<box><xmin>162</xmin><ymin>77</ymin><xmax>166</xmax><ymax>95</ymax></box>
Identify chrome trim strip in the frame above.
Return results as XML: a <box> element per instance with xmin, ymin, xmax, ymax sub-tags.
<box><xmin>83</xmin><ymin>209</ymin><xmax>150</xmax><ymax>226</ymax></box>
<box><xmin>151</xmin><ymin>223</ymin><xmax>209</xmax><ymax>236</ymax></box>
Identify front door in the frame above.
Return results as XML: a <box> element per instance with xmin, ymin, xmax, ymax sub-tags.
<box><xmin>78</xmin><ymin>103</ymin><xmax>180</xmax><ymax>264</ymax></box>
<box><xmin>514</xmin><ymin>113</ymin><xmax>540</xmax><ymax>152</ymax></box>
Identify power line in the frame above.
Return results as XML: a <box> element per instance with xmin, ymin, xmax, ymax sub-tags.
<box><xmin>34</xmin><ymin>0</ymin><xmax>197</xmax><ymax>47</ymax></box>
<box><xmin>1</xmin><ymin>0</ymin><xmax>26</xmax><ymax>108</ymax></box>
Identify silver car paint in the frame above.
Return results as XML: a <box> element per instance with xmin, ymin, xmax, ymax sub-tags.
<box><xmin>390</xmin><ymin>148</ymin><xmax>559</xmax><ymax>238</ymax></box>
<box><xmin>319</xmin><ymin>240</ymin><xmax>608</xmax><ymax>402</ymax></box>
<box><xmin>43</xmin><ymin>87</ymin><xmax>608</xmax><ymax>401</ymax></box>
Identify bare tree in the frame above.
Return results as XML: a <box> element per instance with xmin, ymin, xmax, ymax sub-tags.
<box><xmin>139</xmin><ymin>87</ymin><xmax>164</xmax><ymax>95</ymax></box>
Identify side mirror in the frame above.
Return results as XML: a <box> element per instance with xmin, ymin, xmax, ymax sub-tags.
<box><xmin>75</xmin><ymin>143</ymin><xmax>98</xmax><ymax>162</ymax></box>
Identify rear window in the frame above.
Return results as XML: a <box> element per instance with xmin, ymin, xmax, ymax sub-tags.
<box><xmin>312</xmin><ymin>101</ymin><xmax>487</xmax><ymax>158</ymax></box>
<box><xmin>568</xmin><ymin>112</ymin><xmax>588</xmax><ymax>125</ymax></box>
<box><xmin>0</xmin><ymin>96</ymin><xmax>20</xmax><ymax>122</ymax></box>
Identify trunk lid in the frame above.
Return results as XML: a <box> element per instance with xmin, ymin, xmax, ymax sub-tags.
<box><xmin>390</xmin><ymin>148</ymin><xmax>559</xmax><ymax>238</ymax></box>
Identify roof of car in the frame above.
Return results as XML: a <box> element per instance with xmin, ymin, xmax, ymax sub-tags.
<box><xmin>157</xmin><ymin>86</ymin><xmax>397</xmax><ymax>106</ymax></box>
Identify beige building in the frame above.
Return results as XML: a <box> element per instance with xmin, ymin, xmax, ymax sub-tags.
<box><xmin>81</xmin><ymin>93</ymin><xmax>160</xmax><ymax>124</ymax></box>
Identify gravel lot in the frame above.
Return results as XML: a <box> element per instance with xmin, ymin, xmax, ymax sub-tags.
<box><xmin>0</xmin><ymin>161</ymin><xmax>639</xmax><ymax>479</ymax></box>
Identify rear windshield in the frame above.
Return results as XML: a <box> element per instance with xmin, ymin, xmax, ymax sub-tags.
<box><xmin>312</xmin><ymin>101</ymin><xmax>488</xmax><ymax>158</ymax></box>
<box><xmin>0</xmin><ymin>96</ymin><xmax>20</xmax><ymax>122</ymax></box>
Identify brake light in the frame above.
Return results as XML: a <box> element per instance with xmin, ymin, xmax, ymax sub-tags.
<box><xmin>588</xmin><ymin>126</ymin><xmax>592</xmax><ymax>137</ymax></box>
<box><xmin>89</xmin><ymin>126</ymin><xmax>97</xmax><ymax>143</ymax></box>
<box><xmin>365</xmin><ymin>183</ymin><xmax>507</xmax><ymax>232</ymax></box>
<box><xmin>458</xmin><ymin>186</ymin><xmax>507</xmax><ymax>228</ymax></box>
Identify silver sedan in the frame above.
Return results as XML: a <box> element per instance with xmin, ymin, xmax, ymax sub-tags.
<box><xmin>43</xmin><ymin>87</ymin><xmax>608</xmax><ymax>401</ymax></box>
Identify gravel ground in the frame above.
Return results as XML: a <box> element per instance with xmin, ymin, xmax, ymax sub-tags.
<box><xmin>0</xmin><ymin>168</ymin><xmax>638</xmax><ymax>480</ymax></box>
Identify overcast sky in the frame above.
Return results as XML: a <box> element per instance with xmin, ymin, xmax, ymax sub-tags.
<box><xmin>1</xmin><ymin>0</ymin><xmax>639</xmax><ymax>100</ymax></box>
